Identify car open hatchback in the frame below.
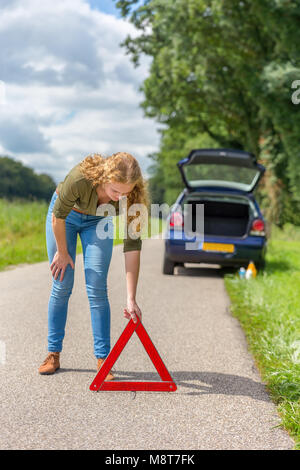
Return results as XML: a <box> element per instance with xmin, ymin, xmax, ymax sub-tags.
<box><xmin>163</xmin><ymin>148</ymin><xmax>267</xmax><ymax>275</ymax></box>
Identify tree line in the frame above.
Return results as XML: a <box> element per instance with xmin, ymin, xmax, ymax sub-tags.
<box><xmin>116</xmin><ymin>0</ymin><xmax>300</xmax><ymax>226</ymax></box>
<box><xmin>0</xmin><ymin>156</ymin><xmax>56</xmax><ymax>202</ymax></box>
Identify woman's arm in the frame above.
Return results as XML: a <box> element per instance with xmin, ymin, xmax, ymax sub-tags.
<box><xmin>123</xmin><ymin>250</ymin><xmax>142</xmax><ymax>323</ymax></box>
<box><xmin>50</xmin><ymin>214</ymin><xmax>74</xmax><ymax>281</ymax></box>
<box><xmin>124</xmin><ymin>250</ymin><xmax>140</xmax><ymax>300</ymax></box>
<box><xmin>52</xmin><ymin>214</ymin><xmax>68</xmax><ymax>255</ymax></box>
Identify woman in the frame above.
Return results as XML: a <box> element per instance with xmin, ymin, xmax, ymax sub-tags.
<box><xmin>38</xmin><ymin>152</ymin><xmax>149</xmax><ymax>379</ymax></box>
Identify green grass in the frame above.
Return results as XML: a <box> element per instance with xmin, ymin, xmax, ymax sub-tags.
<box><xmin>0</xmin><ymin>198</ymin><xmax>49</xmax><ymax>270</ymax></box>
<box><xmin>0</xmin><ymin>198</ymin><xmax>166</xmax><ymax>271</ymax></box>
<box><xmin>224</xmin><ymin>223</ymin><xmax>300</xmax><ymax>449</ymax></box>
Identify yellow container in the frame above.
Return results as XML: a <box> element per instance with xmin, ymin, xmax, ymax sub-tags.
<box><xmin>247</xmin><ymin>261</ymin><xmax>257</xmax><ymax>278</ymax></box>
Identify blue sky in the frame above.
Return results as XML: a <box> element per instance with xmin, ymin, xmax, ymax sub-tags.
<box><xmin>87</xmin><ymin>0</ymin><xmax>144</xmax><ymax>17</ymax></box>
<box><xmin>88</xmin><ymin>0</ymin><xmax>121</xmax><ymax>17</ymax></box>
<box><xmin>0</xmin><ymin>0</ymin><xmax>159</xmax><ymax>184</ymax></box>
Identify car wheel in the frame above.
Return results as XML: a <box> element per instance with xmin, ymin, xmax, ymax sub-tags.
<box><xmin>163</xmin><ymin>253</ymin><xmax>175</xmax><ymax>275</ymax></box>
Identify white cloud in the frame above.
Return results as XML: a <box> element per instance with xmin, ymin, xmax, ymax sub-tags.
<box><xmin>0</xmin><ymin>0</ymin><xmax>160</xmax><ymax>183</ymax></box>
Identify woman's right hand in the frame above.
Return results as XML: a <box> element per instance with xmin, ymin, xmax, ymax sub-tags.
<box><xmin>50</xmin><ymin>251</ymin><xmax>74</xmax><ymax>281</ymax></box>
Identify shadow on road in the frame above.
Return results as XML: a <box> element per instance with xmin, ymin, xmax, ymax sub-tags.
<box><xmin>112</xmin><ymin>370</ymin><xmax>270</xmax><ymax>402</ymax></box>
<box><xmin>55</xmin><ymin>368</ymin><xmax>269</xmax><ymax>402</ymax></box>
<box><xmin>57</xmin><ymin>368</ymin><xmax>96</xmax><ymax>374</ymax></box>
<box><xmin>173</xmin><ymin>265</ymin><xmax>236</xmax><ymax>278</ymax></box>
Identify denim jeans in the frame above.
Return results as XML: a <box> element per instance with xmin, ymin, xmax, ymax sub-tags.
<box><xmin>45</xmin><ymin>191</ymin><xmax>114</xmax><ymax>358</ymax></box>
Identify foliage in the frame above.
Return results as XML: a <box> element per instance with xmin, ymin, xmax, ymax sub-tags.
<box><xmin>0</xmin><ymin>155</ymin><xmax>56</xmax><ymax>201</ymax></box>
<box><xmin>115</xmin><ymin>0</ymin><xmax>300</xmax><ymax>223</ymax></box>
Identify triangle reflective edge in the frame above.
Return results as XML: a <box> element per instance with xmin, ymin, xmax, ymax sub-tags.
<box><xmin>89</xmin><ymin>317</ymin><xmax>177</xmax><ymax>392</ymax></box>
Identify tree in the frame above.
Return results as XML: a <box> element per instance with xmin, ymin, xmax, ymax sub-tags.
<box><xmin>0</xmin><ymin>156</ymin><xmax>56</xmax><ymax>201</ymax></box>
<box><xmin>116</xmin><ymin>0</ymin><xmax>300</xmax><ymax>223</ymax></box>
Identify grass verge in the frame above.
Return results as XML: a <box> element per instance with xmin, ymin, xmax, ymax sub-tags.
<box><xmin>224</xmin><ymin>223</ymin><xmax>300</xmax><ymax>449</ymax></box>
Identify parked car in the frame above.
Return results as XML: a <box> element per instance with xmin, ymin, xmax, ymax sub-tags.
<box><xmin>163</xmin><ymin>148</ymin><xmax>267</xmax><ymax>274</ymax></box>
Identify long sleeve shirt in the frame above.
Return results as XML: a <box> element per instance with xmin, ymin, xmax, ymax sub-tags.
<box><xmin>53</xmin><ymin>162</ymin><xmax>142</xmax><ymax>253</ymax></box>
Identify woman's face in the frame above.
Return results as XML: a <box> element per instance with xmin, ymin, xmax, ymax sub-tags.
<box><xmin>104</xmin><ymin>181</ymin><xmax>135</xmax><ymax>202</ymax></box>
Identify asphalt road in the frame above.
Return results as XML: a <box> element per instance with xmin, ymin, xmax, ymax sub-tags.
<box><xmin>0</xmin><ymin>237</ymin><xmax>294</xmax><ymax>450</ymax></box>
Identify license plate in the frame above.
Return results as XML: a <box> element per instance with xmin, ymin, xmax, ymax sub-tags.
<box><xmin>201</xmin><ymin>242</ymin><xmax>235</xmax><ymax>253</ymax></box>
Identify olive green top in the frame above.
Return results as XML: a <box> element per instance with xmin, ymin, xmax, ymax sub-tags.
<box><xmin>53</xmin><ymin>162</ymin><xmax>142</xmax><ymax>253</ymax></box>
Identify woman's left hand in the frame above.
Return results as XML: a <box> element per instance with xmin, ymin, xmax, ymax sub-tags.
<box><xmin>123</xmin><ymin>298</ymin><xmax>142</xmax><ymax>323</ymax></box>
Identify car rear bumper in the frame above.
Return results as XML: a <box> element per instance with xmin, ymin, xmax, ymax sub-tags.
<box><xmin>165</xmin><ymin>235</ymin><xmax>266</xmax><ymax>266</ymax></box>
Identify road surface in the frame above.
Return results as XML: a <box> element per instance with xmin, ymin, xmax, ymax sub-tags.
<box><xmin>0</xmin><ymin>237</ymin><xmax>294</xmax><ymax>450</ymax></box>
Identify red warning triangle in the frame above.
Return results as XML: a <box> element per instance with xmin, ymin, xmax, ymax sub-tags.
<box><xmin>89</xmin><ymin>317</ymin><xmax>177</xmax><ymax>392</ymax></box>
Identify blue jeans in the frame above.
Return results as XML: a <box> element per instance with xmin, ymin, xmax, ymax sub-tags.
<box><xmin>45</xmin><ymin>191</ymin><xmax>114</xmax><ymax>358</ymax></box>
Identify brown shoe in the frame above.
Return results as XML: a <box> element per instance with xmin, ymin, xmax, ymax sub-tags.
<box><xmin>97</xmin><ymin>358</ymin><xmax>115</xmax><ymax>381</ymax></box>
<box><xmin>38</xmin><ymin>352</ymin><xmax>60</xmax><ymax>375</ymax></box>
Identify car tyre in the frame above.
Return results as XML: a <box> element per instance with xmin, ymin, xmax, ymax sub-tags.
<box><xmin>163</xmin><ymin>253</ymin><xmax>175</xmax><ymax>275</ymax></box>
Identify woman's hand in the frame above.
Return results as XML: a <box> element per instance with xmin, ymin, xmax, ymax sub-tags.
<box><xmin>123</xmin><ymin>298</ymin><xmax>142</xmax><ymax>324</ymax></box>
<box><xmin>50</xmin><ymin>251</ymin><xmax>74</xmax><ymax>282</ymax></box>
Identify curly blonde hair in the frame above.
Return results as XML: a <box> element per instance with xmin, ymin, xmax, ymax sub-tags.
<box><xmin>79</xmin><ymin>152</ymin><xmax>150</xmax><ymax>235</ymax></box>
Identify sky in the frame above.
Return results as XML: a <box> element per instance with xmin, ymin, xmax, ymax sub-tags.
<box><xmin>0</xmin><ymin>0</ymin><xmax>160</xmax><ymax>184</ymax></box>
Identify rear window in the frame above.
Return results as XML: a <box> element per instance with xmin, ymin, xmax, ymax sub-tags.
<box><xmin>183</xmin><ymin>163</ymin><xmax>260</xmax><ymax>191</ymax></box>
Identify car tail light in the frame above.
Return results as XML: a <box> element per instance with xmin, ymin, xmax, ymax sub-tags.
<box><xmin>250</xmin><ymin>218</ymin><xmax>265</xmax><ymax>235</ymax></box>
<box><xmin>169</xmin><ymin>211</ymin><xmax>184</xmax><ymax>228</ymax></box>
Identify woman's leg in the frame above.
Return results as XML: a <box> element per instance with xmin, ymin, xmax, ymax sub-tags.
<box><xmin>45</xmin><ymin>192</ymin><xmax>79</xmax><ymax>353</ymax></box>
<box><xmin>79</xmin><ymin>215</ymin><xmax>114</xmax><ymax>359</ymax></box>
